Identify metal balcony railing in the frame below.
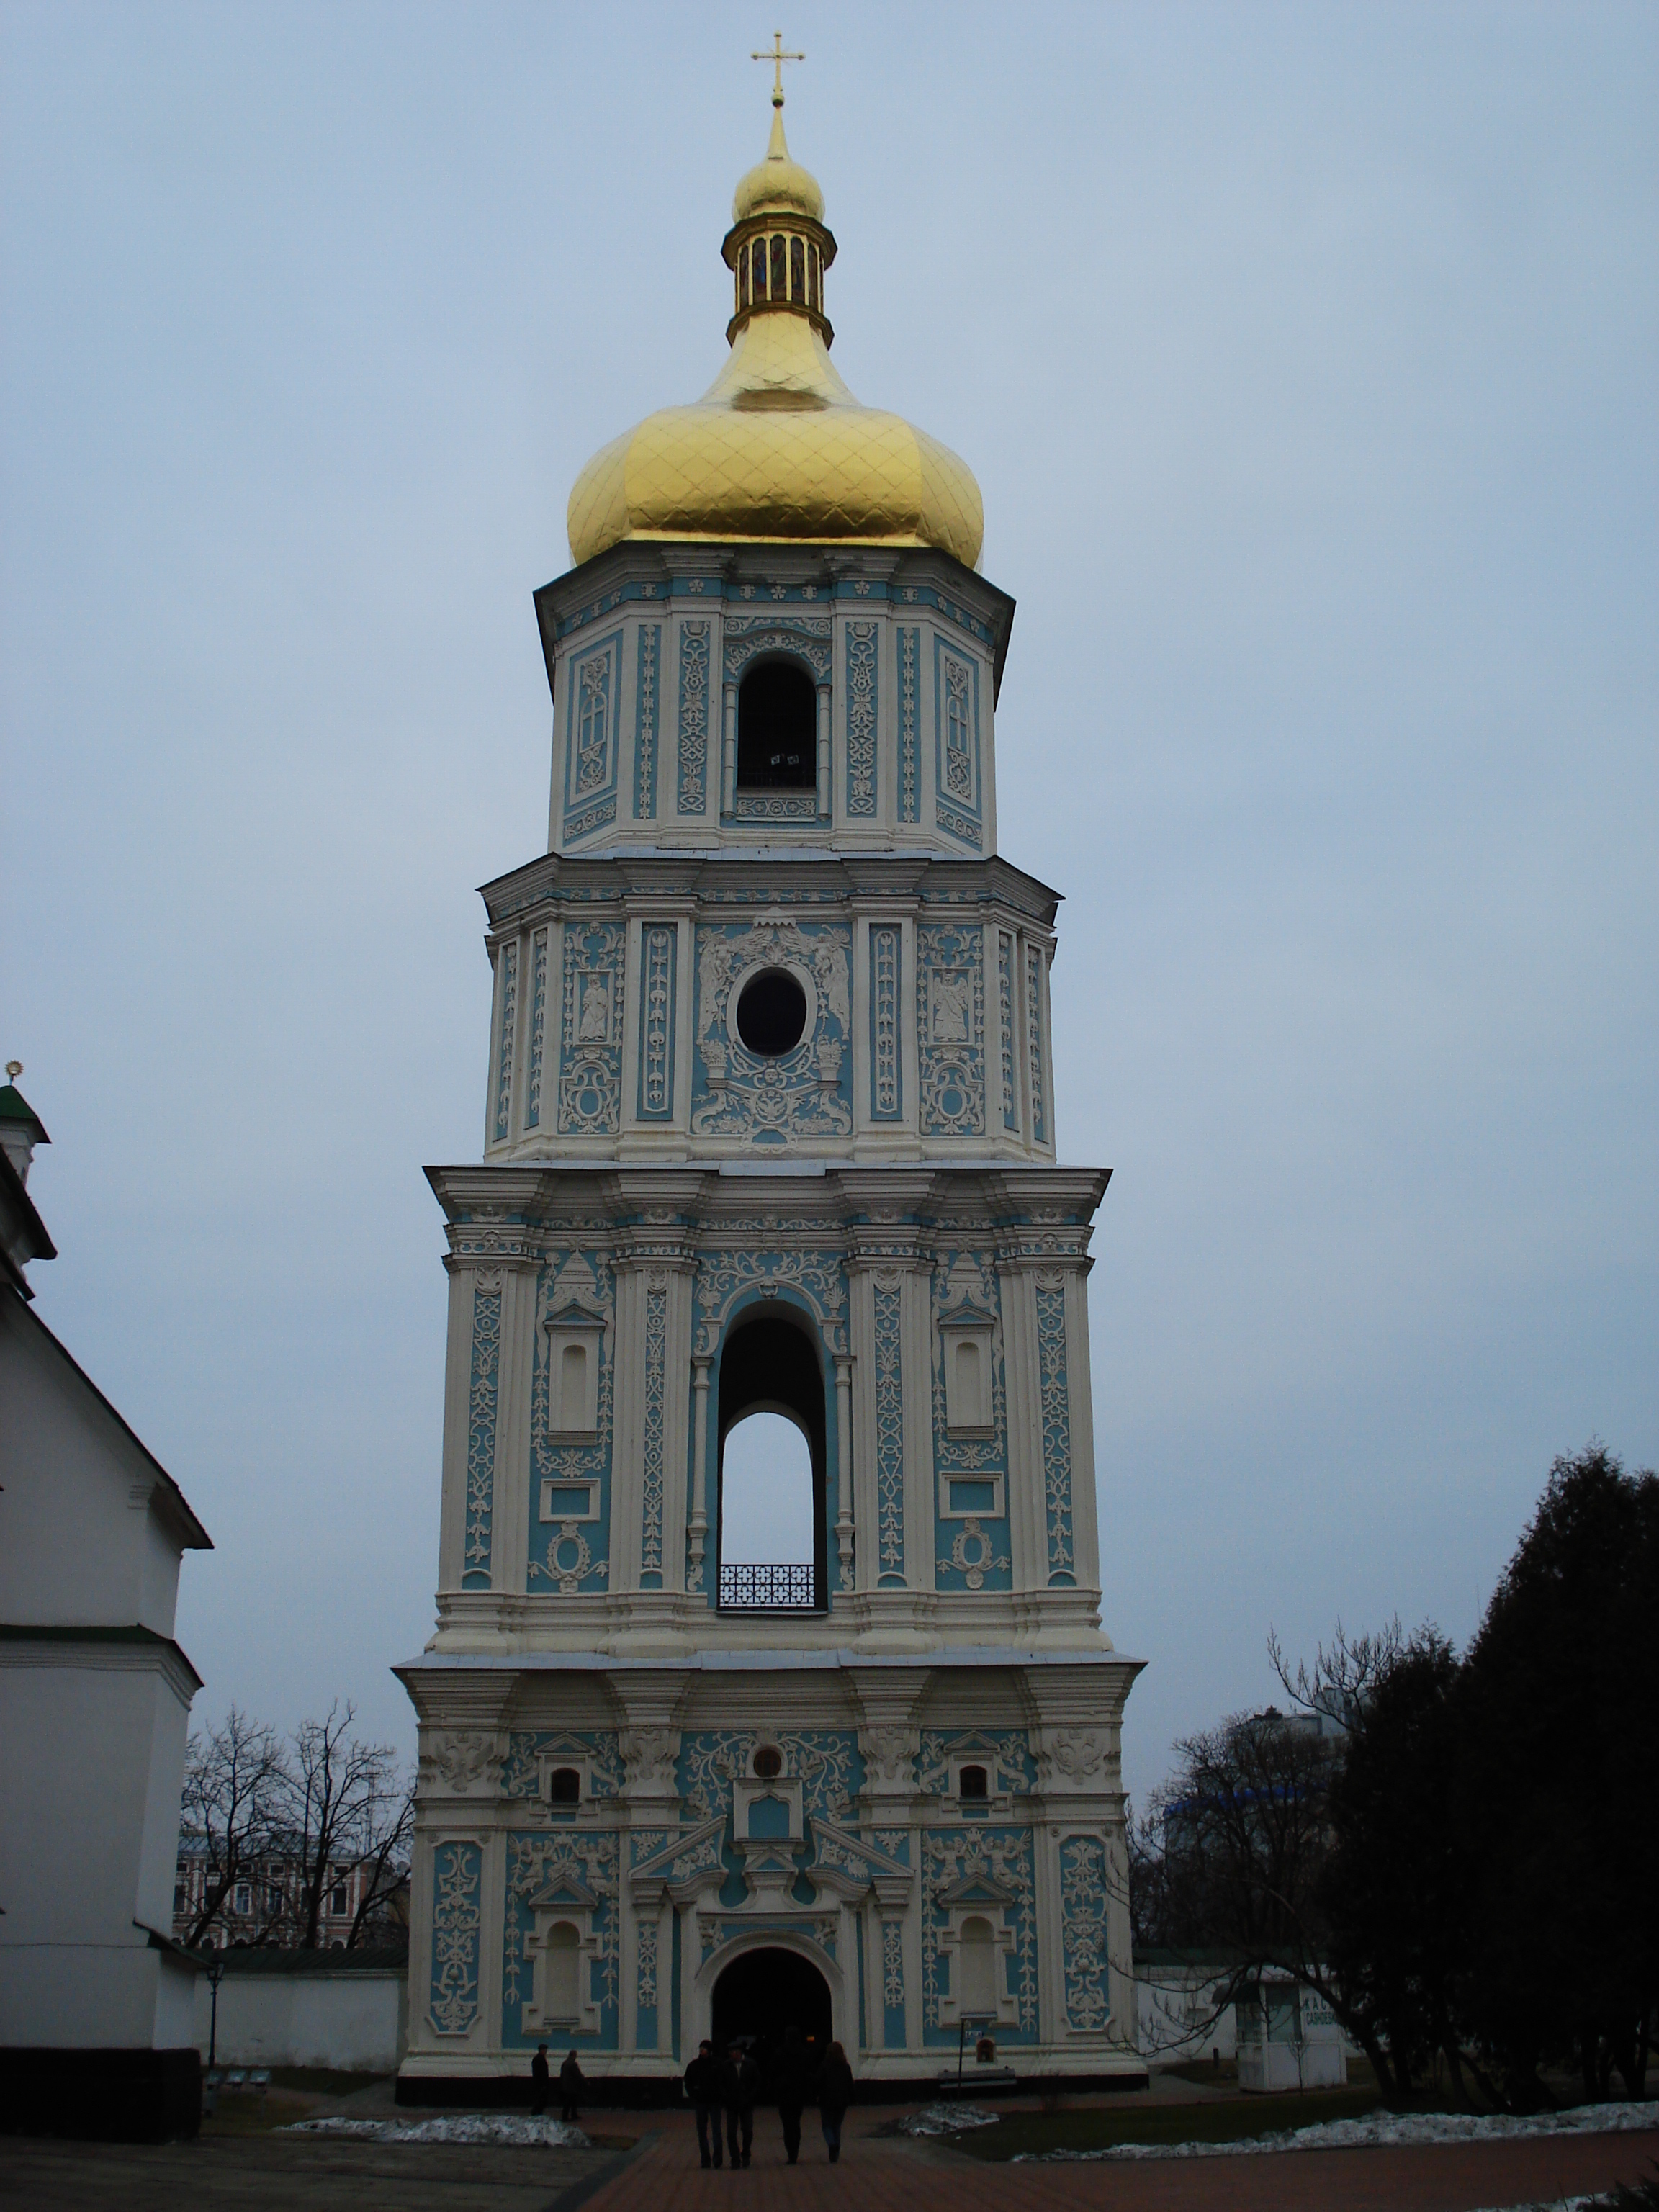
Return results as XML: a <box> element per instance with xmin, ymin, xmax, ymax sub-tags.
<box><xmin>718</xmin><ymin>1561</ymin><xmax>817</xmax><ymax>1611</ymax></box>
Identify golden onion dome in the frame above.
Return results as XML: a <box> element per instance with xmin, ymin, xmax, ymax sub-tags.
<box><xmin>565</xmin><ymin>89</ymin><xmax>984</xmax><ymax>573</ymax></box>
<box><xmin>732</xmin><ymin>99</ymin><xmax>825</xmax><ymax>224</ymax></box>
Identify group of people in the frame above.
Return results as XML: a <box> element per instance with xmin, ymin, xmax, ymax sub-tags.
<box><xmin>529</xmin><ymin>2044</ymin><xmax>585</xmax><ymax>2123</ymax></box>
<box><xmin>683</xmin><ymin>2026</ymin><xmax>855</xmax><ymax>2168</ymax></box>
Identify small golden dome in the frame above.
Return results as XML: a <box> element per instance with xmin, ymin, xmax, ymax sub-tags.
<box><xmin>732</xmin><ymin>99</ymin><xmax>824</xmax><ymax>223</ymax></box>
<box><xmin>565</xmin><ymin>91</ymin><xmax>984</xmax><ymax>573</ymax></box>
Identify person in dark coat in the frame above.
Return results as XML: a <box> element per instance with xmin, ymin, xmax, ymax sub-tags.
<box><xmin>816</xmin><ymin>2040</ymin><xmax>854</xmax><ymax>2163</ymax></box>
<box><xmin>530</xmin><ymin>2043</ymin><xmax>549</xmax><ymax>2116</ymax></box>
<box><xmin>773</xmin><ymin>2024</ymin><xmax>811</xmax><ymax>2165</ymax></box>
<box><xmin>684</xmin><ymin>2038</ymin><xmax>724</xmax><ymax>2169</ymax></box>
<box><xmin>725</xmin><ymin>2041</ymin><xmax>760</xmax><ymax>2168</ymax></box>
<box><xmin>559</xmin><ymin>2049</ymin><xmax>585</xmax><ymax>2123</ymax></box>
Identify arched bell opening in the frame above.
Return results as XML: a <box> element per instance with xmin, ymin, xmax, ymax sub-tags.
<box><xmin>709</xmin><ymin>1943</ymin><xmax>835</xmax><ymax>2086</ymax></box>
<box><xmin>716</xmin><ymin>1308</ymin><xmax>827</xmax><ymax>1613</ymax></box>
<box><xmin>737</xmin><ymin>657</ymin><xmax>817</xmax><ymax>791</ymax></box>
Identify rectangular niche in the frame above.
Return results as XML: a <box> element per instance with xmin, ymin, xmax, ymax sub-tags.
<box><xmin>940</xmin><ymin>1316</ymin><xmax>995</xmax><ymax>1436</ymax></box>
<box><xmin>544</xmin><ymin>1304</ymin><xmax>604</xmax><ymax>1437</ymax></box>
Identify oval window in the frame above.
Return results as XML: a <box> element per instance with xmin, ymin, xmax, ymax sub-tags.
<box><xmin>736</xmin><ymin>968</ymin><xmax>807</xmax><ymax>1057</ymax></box>
<box><xmin>753</xmin><ymin>1744</ymin><xmax>783</xmax><ymax>1781</ymax></box>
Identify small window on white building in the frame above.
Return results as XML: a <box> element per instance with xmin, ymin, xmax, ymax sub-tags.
<box><xmin>331</xmin><ymin>1883</ymin><xmax>348</xmax><ymax>1915</ymax></box>
<box><xmin>234</xmin><ymin>1882</ymin><xmax>251</xmax><ymax>1916</ymax></box>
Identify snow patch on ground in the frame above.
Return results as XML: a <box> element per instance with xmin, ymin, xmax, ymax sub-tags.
<box><xmin>1012</xmin><ymin>2098</ymin><xmax>1659</xmax><ymax>2162</ymax></box>
<box><xmin>896</xmin><ymin>2102</ymin><xmax>1002</xmax><ymax>2135</ymax></box>
<box><xmin>287</xmin><ymin>2114</ymin><xmax>590</xmax><ymax>2146</ymax></box>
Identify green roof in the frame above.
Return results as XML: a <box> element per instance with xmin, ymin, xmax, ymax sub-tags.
<box><xmin>0</xmin><ymin>1084</ymin><xmax>49</xmax><ymax>1141</ymax></box>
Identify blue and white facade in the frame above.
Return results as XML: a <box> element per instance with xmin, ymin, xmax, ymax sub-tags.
<box><xmin>397</xmin><ymin>290</ymin><xmax>1142</xmax><ymax>2098</ymax></box>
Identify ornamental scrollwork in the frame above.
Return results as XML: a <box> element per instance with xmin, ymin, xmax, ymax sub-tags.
<box><xmin>691</xmin><ymin>920</ymin><xmax>852</xmax><ymax>1146</ymax></box>
<box><xmin>429</xmin><ymin>1840</ymin><xmax>482</xmax><ymax>2035</ymax></box>
<box><xmin>1059</xmin><ymin>1835</ymin><xmax>1112</xmax><ymax>2032</ymax></box>
<box><xmin>693</xmin><ymin>1246</ymin><xmax>848</xmax><ymax>1359</ymax></box>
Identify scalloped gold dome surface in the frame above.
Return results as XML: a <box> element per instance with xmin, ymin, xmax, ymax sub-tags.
<box><xmin>565</xmin><ymin>104</ymin><xmax>984</xmax><ymax>573</ymax></box>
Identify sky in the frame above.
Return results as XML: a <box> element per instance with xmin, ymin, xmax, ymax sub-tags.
<box><xmin>2</xmin><ymin>1</ymin><xmax>1654</xmax><ymax>1812</ymax></box>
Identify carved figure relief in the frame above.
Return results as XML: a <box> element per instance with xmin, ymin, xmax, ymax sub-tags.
<box><xmin>916</xmin><ymin>925</ymin><xmax>985</xmax><ymax>1136</ymax></box>
<box><xmin>558</xmin><ymin>925</ymin><xmax>626</xmax><ymax>1133</ymax></box>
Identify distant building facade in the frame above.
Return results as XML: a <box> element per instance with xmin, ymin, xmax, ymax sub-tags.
<box><xmin>172</xmin><ymin>1833</ymin><xmax>409</xmax><ymax>1950</ymax></box>
<box><xmin>0</xmin><ymin>1072</ymin><xmax>212</xmax><ymax>2141</ymax></box>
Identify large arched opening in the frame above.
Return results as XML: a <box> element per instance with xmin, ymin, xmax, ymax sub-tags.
<box><xmin>737</xmin><ymin>658</ymin><xmax>817</xmax><ymax>791</ymax></box>
<box><xmin>716</xmin><ymin>1308</ymin><xmax>827</xmax><ymax>1612</ymax></box>
<box><xmin>711</xmin><ymin>1945</ymin><xmax>833</xmax><ymax>2084</ymax></box>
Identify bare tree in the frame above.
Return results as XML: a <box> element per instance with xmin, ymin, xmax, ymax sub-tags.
<box><xmin>284</xmin><ymin>1701</ymin><xmax>413</xmax><ymax>1950</ymax></box>
<box><xmin>179</xmin><ymin>1707</ymin><xmax>292</xmax><ymax>1947</ymax></box>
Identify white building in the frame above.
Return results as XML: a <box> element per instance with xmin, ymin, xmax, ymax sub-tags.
<box><xmin>395</xmin><ymin>81</ymin><xmax>1144</xmax><ymax>2103</ymax></box>
<box><xmin>0</xmin><ymin>1071</ymin><xmax>212</xmax><ymax>2140</ymax></box>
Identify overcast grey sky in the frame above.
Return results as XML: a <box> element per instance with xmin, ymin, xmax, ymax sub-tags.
<box><xmin>3</xmin><ymin>2</ymin><xmax>1654</xmax><ymax>1809</ymax></box>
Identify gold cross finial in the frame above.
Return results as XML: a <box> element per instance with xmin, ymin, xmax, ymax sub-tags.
<box><xmin>752</xmin><ymin>31</ymin><xmax>804</xmax><ymax>105</ymax></box>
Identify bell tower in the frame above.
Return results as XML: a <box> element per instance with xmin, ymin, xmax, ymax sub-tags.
<box><xmin>397</xmin><ymin>75</ymin><xmax>1143</xmax><ymax>2100</ymax></box>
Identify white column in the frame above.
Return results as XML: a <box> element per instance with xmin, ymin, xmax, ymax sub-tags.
<box><xmin>721</xmin><ymin>682</ymin><xmax>737</xmax><ymax>815</ymax></box>
<box><xmin>834</xmin><ymin>1352</ymin><xmax>855</xmax><ymax>1590</ymax></box>
<box><xmin>816</xmin><ymin>683</ymin><xmax>832</xmax><ymax>819</ymax></box>
<box><xmin>688</xmin><ymin>1354</ymin><xmax>713</xmax><ymax>1596</ymax></box>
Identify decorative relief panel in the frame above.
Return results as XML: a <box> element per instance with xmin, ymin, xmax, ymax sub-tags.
<box><xmin>462</xmin><ymin>1282</ymin><xmax>502</xmax><ymax>1589</ymax></box>
<box><xmin>501</xmin><ymin>1730</ymin><xmax>624</xmax><ymax>1801</ymax></box>
<box><xmin>557</xmin><ymin>923</ymin><xmax>626</xmax><ymax>1134</ymax></box>
<box><xmin>691</xmin><ymin>920</ymin><xmax>853</xmax><ymax>1146</ymax></box>
<box><xmin>676</xmin><ymin>620</ymin><xmax>711</xmax><ymax>815</ymax></box>
<box><xmin>917</xmin><ymin>923</ymin><xmax>986</xmax><ymax>1137</ymax></box>
<box><xmin>526</xmin><ymin>929</ymin><xmax>549</xmax><ymax>1130</ymax></box>
<box><xmin>1059</xmin><ymin>1835</ymin><xmax>1112</xmax><ymax>2033</ymax></box>
<box><xmin>493</xmin><ymin>942</ymin><xmax>518</xmax><ymax>1143</ymax></box>
<box><xmin>634</xmin><ymin>624</ymin><xmax>660</xmax><ymax>819</ymax></box>
<box><xmin>1026</xmin><ymin>943</ymin><xmax>1048</xmax><ymax>1146</ymax></box>
<box><xmin>675</xmin><ymin>1730</ymin><xmax>863</xmax><ymax>1825</ymax></box>
<box><xmin>639</xmin><ymin>1273</ymin><xmax>669</xmax><ymax>1585</ymax></box>
<box><xmin>636</xmin><ymin>923</ymin><xmax>677</xmax><ymax>1122</ymax></box>
<box><xmin>868</xmin><ymin>926</ymin><xmax>902</xmax><ymax>1122</ymax></box>
<box><xmin>932</xmin><ymin>637</ymin><xmax>984</xmax><ymax>849</ymax></box>
<box><xmin>931</xmin><ymin>1251</ymin><xmax>1012</xmax><ymax>1592</ymax></box>
<box><xmin>998</xmin><ymin>932</ymin><xmax>1017</xmax><ymax>1132</ymax></box>
<box><xmin>529</xmin><ymin>1253</ymin><xmax>613</xmax><ymax>1595</ymax></box>
<box><xmin>721</xmin><ymin>615</ymin><xmax>832</xmax><ymax>685</ymax></box>
<box><xmin>428</xmin><ymin>1840</ymin><xmax>483</xmax><ymax>2034</ymax></box>
<box><xmin>922</xmin><ymin>1827</ymin><xmax>1038</xmax><ymax>2039</ymax></box>
<box><xmin>844</xmin><ymin>619</ymin><xmax>878</xmax><ymax>817</ymax></box>
<box><xmin>873</xmin><ymin>1276</ymin><xmax>906</xmax><ymax>1586</ymax></box>
<box><xmin>917</xmin><ymin>1729</ymin><xmax>1038</xmax><ymax>1797</ymax></box>
<box><xmin>1035</xmin><ymin>1279</ymin><xmax>1076</xmax><ymax>1584</ymax></box>
<box><xmin>502</xmin><ymin>1830</ymin><xmax>619</xmax><ymax>2049</ymax></box>
<box><xmin>896</xmin><ymin>626</ymin><xmax>920</xmax><ymax>822</ymax></box>
<box><xmin>693</xmin><ymin>1246</ymin><xmax>848</xmax><ymax>1359</ymax></box>
<box><xmin>563</xmin><ymin>628</ymin><xmax>621</xmax><ymax>841</ymax></box>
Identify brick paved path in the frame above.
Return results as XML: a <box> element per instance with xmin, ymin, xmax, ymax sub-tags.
<box><xmin>584</xmin><ymin>2110</ymin><xmax>1659</xmax><ymax>2212</ymax></box>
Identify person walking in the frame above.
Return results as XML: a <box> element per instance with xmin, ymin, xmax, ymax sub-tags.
<box><xmin>558</xmin><ymin>2049</ymin><xmax>585</xmax><ymax>2124</ymax></box>
<box><xmin>725</xmin><ymin>2041</ymin><xmax>760</xmax><ymax>2169</ymax></box>
<box><xmin>816</xmin><ymin>2039</ymin><xmax>853</xmax><ymax>2163</ymax></box>
<box><xmin>530</xmin><ymin>2042</ymin><xmax>549</xmax><ymax>2117</ymax></box>
<box><xmin>684</xmin><ymin>2038</ymin><xmax>724</xmax><ymax>2169</ymax></box>
<box><xmin>774</xmin><ymin>2024</ymin><xmax>810</xmax><ymax>2165</ymax></box>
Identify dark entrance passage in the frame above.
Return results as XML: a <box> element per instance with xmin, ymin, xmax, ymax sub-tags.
<box><xmin>710</xmin><ymin>1946</ymin><xmax>832</xmax><ymax>2090</ymax></box>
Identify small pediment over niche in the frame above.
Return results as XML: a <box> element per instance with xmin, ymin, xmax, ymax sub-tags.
<box><xmin>526</xmin><ymin>1875</ymin><xmax>599</xmax><ymax>1912</ymax></box>
<box><xmin>936</xmin><ymin>1298</ymin><xmax>994</xmax><ymax>1331</ymax></box>
<box><xmin>544</xmin><ymin>1300</ymin><xmax>606</xmax><ymax>1333</ymax></box>
<box><xmin>936</xmin><ymin>1871</ymin><xmax>1015</xmax><ymax>1909</ymax></box>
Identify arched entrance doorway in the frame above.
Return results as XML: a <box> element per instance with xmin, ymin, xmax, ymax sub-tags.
<box><xmin>710</xmin><ymin>1945</ymin><xmax>833</xmax><ymax>2085</ymax></box>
